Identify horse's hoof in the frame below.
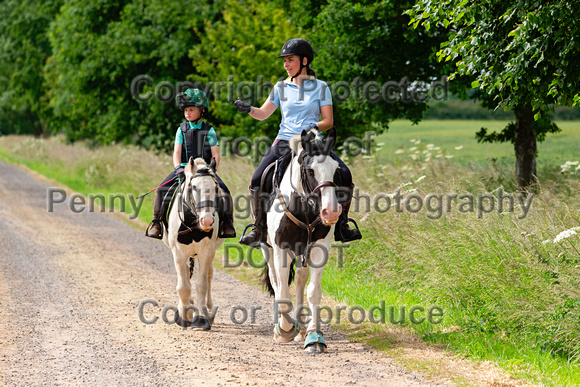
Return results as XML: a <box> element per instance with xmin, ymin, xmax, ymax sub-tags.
<box><xmin>304</xmin><ymin>331</ymin><xmax>327</xmax><ymax>354</ymax></box>
<box><xmin>294</xmin><ymin>330</ymin><xmax>306</xmax><ymax>342</ymax></box>
<box><xmin>174</xmin><ymin>311</ymin><xmax>211</xmax><ymax>331</ymax></box>
<box><xmin>174</xmin><ymin>310</ymin><xmax>191</xmax><ymax>328</ymax></box>
<box><xmin>304</xmin><ymin>343</ymin><xmax>320</xmax><ymax>353</ymax></box>
<box><xmin>191</xmin><ymin>315</ymin><xmax>211</xmax><ymax>331</ymax></box>
<box><xmin>273</xmin><ymin>319</ymin><xmax>300</xmax><ymax>343</ymax></box>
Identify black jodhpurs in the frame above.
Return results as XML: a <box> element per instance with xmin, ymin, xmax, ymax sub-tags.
<box><xmin>249</xmin><ymin>139</ymin><xmax>353</xmax><ymax>190</ymax></box>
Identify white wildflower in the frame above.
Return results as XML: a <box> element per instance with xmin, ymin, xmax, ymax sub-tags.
<box><xmin>377</xmin><ymin>142</ymin><xmax>385</xmax><ymax>146</ymax></box>
<box><xmin>553</xmin><ymin>229</ymin><xmax>578</xmax><ymax>244</ymax></box>
<box><xmin>416</xmin><ymin>175</ymin><xmax>426</xmax><ymax>183</ymax></box>
<box><xmin>409</xmin><ymin>147</ymin><xmax>417</xmax><ymax>152</ymax></box>
<box><xmin>426</xmin><ymin>143</ymin><xmax>435</xmax><ymax>150</ymax></box>
<box><xmin>395</xmin><ymin>149</ymin><xmax>405</xmax><ymax>154</ymax></box>
<box><xmin>455</xmin><ymin>145</ymin><xmax>463</xmax><ymax>150</ymax></box>
<box><xmin>445</xmin><ymin>155</ymin><xmax>454</xmax><ymax>159</ymax></box>
<box><xmin>542</xmin><ymin>239</ymin><xmax>552</xmax><ymax>245</ymax></box>
<box><xmin>400</xmin><ymin>182</ymin><xmax>413</xmax><ymax>189</ymax></box>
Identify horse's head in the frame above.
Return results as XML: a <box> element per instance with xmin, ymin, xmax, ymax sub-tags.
<box><xmin>184</xmin><ymin>157</ymin><xmax>219</xmax><ymax>232</ymax></box>
<box><xmin>293</xmin><ymin>128</ymin><xmax>342</xmax><ymax>225</ymax></box>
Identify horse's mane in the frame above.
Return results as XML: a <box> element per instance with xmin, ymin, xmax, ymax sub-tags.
<box><xmin>185</xmin><ymin>157</ymin><xmax>214</xmax><ymax>176</ymax></box>
<box><xmin>289</xmin><ymin>129</ymin><xmax>318</xmax><ymax>154</ymax></box>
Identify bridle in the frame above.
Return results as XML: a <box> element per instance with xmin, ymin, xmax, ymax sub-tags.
<box><xmin>177</xmin><ymin>168</ymin><xmax>219</xmax><ymax>235</ymax></box>
<box><xmin>275</xmin><ymin>150</ymin><xmax>337</xmax><ymax>266</ymax></box>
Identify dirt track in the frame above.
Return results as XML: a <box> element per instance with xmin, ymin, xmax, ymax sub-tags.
<box><xmin>0</xmin><ymin>160</ymin><xmax>440</xmax><ymax>386</ymax></box>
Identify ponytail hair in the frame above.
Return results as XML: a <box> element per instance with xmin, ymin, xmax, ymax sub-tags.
<box><xmin>306</xmin><ymin>66</ymin><xmax>317</xmax><ymax>78</ymax></box>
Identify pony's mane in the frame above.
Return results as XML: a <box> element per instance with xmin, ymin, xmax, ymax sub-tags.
<box><xmin>289</xmin><ymin>129</ymin><xmax>318</xmax><ymax>154</ymax></box>
<box><xmin>185</xmin><ymin>157</ymin><xmax>213</xmax><ymax>176</ymax></box>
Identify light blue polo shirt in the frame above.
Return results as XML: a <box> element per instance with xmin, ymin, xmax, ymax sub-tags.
<box><xmin>268</xmin><ymin>78</ymin><xmax>333</xmax><ymax>141</ymax></box>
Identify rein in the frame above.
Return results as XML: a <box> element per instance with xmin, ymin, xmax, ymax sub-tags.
<box><xmin>177</xmin><ymin>170</ymin><xmax>219</xmax><ymax>236</ymax></box>
<box><xmin>275</xmin><ymin>151</ymin><xmax>337</xmax><ymax>266</ymax></box>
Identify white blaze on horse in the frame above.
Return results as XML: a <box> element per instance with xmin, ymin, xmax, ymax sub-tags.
<box><xmin>261</xmin><ymin>128</ymin><xmax>342</xmax><ymax>353</ymax></box>
<box><xmin>163</xmin><ymin>157</ymin><xmax>224</xmax><ymax>330</ymax></box>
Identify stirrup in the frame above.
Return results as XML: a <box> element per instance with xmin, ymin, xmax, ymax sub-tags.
<box><xmin>338</xmin><ymin>218</ymin><xmax>361</xmax><ymax>242</ymax></box>
<box><xmin>239</xmin><ymin>223</ymin><xmax>270</xmax><ymax>248</ymax></box>
<box><xmin>145</xmin><ymin>220</ymin><xmax>163</xmax><ymax>240</ymax></box>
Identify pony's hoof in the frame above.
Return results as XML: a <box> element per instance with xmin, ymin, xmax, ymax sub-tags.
<box><xmin>190</xmin><ymin>315</ymin><xmax>211</xmax><ymax>331</ymax></box>
<box><xmin>273</xmin><ymin>319</ymin><xmax>300</xmax><ymax>343</ymax></box>
<box><xmin>174</xmin><ymin>310</ymin><xmax>190</xmax><ymax>328</ymax></box>
<box><xmin>174</xmin><ymin>311</ymin><xmax>211</xmax><ymax>331</ymax></box>
<box><xmin>294</xmin><ymin>330</ymin><xmax>306</xmax><ymax>342</ymax></box>
<box><xmin>304</xmin><ymin>332</ymin><xmax>327</xmax><ymax>354</ymax></box>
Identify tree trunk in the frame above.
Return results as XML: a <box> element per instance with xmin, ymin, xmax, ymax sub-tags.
<box><xmin>514</xmin><ymin>104</ymin><xmax>537</xmax><ymax>189</ymax></box>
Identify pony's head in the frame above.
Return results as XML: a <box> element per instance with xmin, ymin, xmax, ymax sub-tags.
<box><xmin>291</xmin><ymin>128</ymin><xmax>342</xmax><ymax>225</ymax></box>
<box><xmin>184</xmin><ymin>157</ymin><xmax>218</xmax><ymax>232</ymax></box>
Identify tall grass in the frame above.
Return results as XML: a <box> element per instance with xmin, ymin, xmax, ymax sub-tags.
<box><xmin>1</xmin><ymin>122</ymin><xmax>579</xmax><ymax>384</ymax></box>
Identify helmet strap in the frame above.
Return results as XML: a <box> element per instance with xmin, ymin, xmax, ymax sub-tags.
<box><xmin>291</xmin><ymin>58</ymin><xmax>306</xmax><ymax>82</ymax></box>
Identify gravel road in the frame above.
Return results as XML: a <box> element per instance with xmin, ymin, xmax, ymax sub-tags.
<box><xmin>0</xmin><ymin>160</ymin><xmax>438</xmax><ymax>386</ymax></box>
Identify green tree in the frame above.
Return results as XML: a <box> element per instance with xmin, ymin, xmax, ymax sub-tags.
<box><xmin>45</xmin><ymin>0</ymin><xmax>219</xmax><ymax>150</ymax></box>
<box><xmin>0</xmin><ymin>0</ymin><xmax>62</xmax><ymax>136</ymax></box>
<box><xmin>408</xmin><ymin>0</ymin><xmax>580</xmax><ymax>188</ymax></box>
<box><xmin>190</xmin><ymin>0</ymin><xmax>299</xmax><ymax>141</ymax></box>
<box><xmin>274</xmin><ymin>0</ymin><xmax>451</xmax><ymax>140</ymax></box>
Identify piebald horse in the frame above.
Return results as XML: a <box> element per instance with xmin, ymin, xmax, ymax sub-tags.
<box><xmin>163</xmin><ymin>157</ymin><xmax>223</xmax><ymax>330</ymax></box>
<box><xmin>261</xmin><ymin>128</ymin><xmax>342</xmax><ymax>353</ymax></box>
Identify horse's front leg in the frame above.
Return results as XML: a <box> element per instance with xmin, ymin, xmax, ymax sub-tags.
<box><xmin>304</xmin><ymin>241</ymin><xmax>330</xmax><ymax>353</ymax></box>
<box><xmin>294</xmin><ymin>258</ymin><xmax>309</xmax><ymax>342</ymax></box>
<box><xmin>272</xmin><ymin>244</ymin><xmax>299</xmax><ymax>342</ymax></box>
<box><xmin>206</xmin><ymin>257</ymin><xmax>214</xmax><ymax>313</ymax></box>
<box><xmin>194</xmin><ymin>244</ymin><xmax>214</xmax><ymax>322</ymax></box>
<box><xmin>172</xmin><ymin>248</ymin><xmax>194</xmax><ymax>324</ymax></box>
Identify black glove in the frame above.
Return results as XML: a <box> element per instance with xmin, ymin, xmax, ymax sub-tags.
<box><xmin>229</xmin><ymin>98</ymin><xmax>251</xmax><ymax>113</ymax></box>
<box><xmin>174</xmin><ymin>166</ymin><xmax>185</xmax><ymax>180</ymax></box>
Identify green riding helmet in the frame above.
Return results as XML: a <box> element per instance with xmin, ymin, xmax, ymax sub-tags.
<box><xmin>176</xmin><ymin>88</ymin><xmax>209</xmax><ymax>114</ymax></box>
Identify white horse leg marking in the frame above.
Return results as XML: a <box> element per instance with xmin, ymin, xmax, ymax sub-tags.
<box><xmin>193</xmin><ymin>243</ymin><xmax>213</xmax><ymax>319</ymax></box>
<box><xmin>272</xmin><ymin>244</ymin><xmax>294</xmax><ymax>332</ymax></box>
<box><xmin>305</xmin><ymin>240</ymin><xmax>330</xmax><ymax>334</ymax></box>
<box><xmin>206</xmin><ymin>259</ymin><xmax>214</xmax><ymax>313</ymax></box>
<box><xmin>294</xmin><ymin>263</ymin><xmax>309</xmax><ymax>341</ymax></box>
<box><xmin>173</xmin><ymin>249</ymin><xmax>194</xmax><ymax>321</ymax></box>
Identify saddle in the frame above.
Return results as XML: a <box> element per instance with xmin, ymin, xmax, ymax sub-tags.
<box><xmin>159</xmin><ymin>180</ymin><xmax>184</xmax><ymax>228</ymax></box>
<box><xmin>259</xmin><ymin>151</ymin><xmax>342</xmax><ymax>209</ymax></box>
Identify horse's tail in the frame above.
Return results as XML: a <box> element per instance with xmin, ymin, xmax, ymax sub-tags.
<box><xmin>260</xmin><ymin>259</ymin><xmax>296</xmax><ymax>297</ymax></box>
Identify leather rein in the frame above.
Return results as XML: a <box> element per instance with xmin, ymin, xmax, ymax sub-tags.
<box><xmin>275</xmin><ymin>151</ymin><xmax>337</xmax><ymax>266</ymax></box>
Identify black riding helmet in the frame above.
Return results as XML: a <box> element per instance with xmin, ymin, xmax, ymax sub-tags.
<box><xmin>278</xmin><ymin>38</ymin><xmax>314</xmax><ymax>80</ymax></box>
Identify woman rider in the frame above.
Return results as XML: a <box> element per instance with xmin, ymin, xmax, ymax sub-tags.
<box><xmin>231</xmin><ymin>38</ymin><xmax>361</xmax><ymax>246</ymax></box>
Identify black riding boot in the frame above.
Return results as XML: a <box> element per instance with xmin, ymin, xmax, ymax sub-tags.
<box><xmin>218</xmin><ymin>192</ymin><xmax>236</xmax><ymax>238</ymax></box>
<box><xmin>146</xmin><ymin>190</ymin><xmax>164</xmax><ymax>239</ymax></box>
<box><xmin>239</xmin><ymin>188</ymin><xmax>267</xmax><ymax>247</ymax></box>
<box><xmin>334</xmin><ymin>185</ymin><xmax>362</xmax><ymax>243</ymax></box>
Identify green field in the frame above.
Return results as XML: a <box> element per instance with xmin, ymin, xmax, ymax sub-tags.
<box><xmin>374</xmin><ymin>120</ymin><xmax>580</xmax><ymax>167</ymax></box>
<box><xmin>1</xmin><ymin>120</ymin><xmax>579</xmax><ymax>385</ymax></box>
